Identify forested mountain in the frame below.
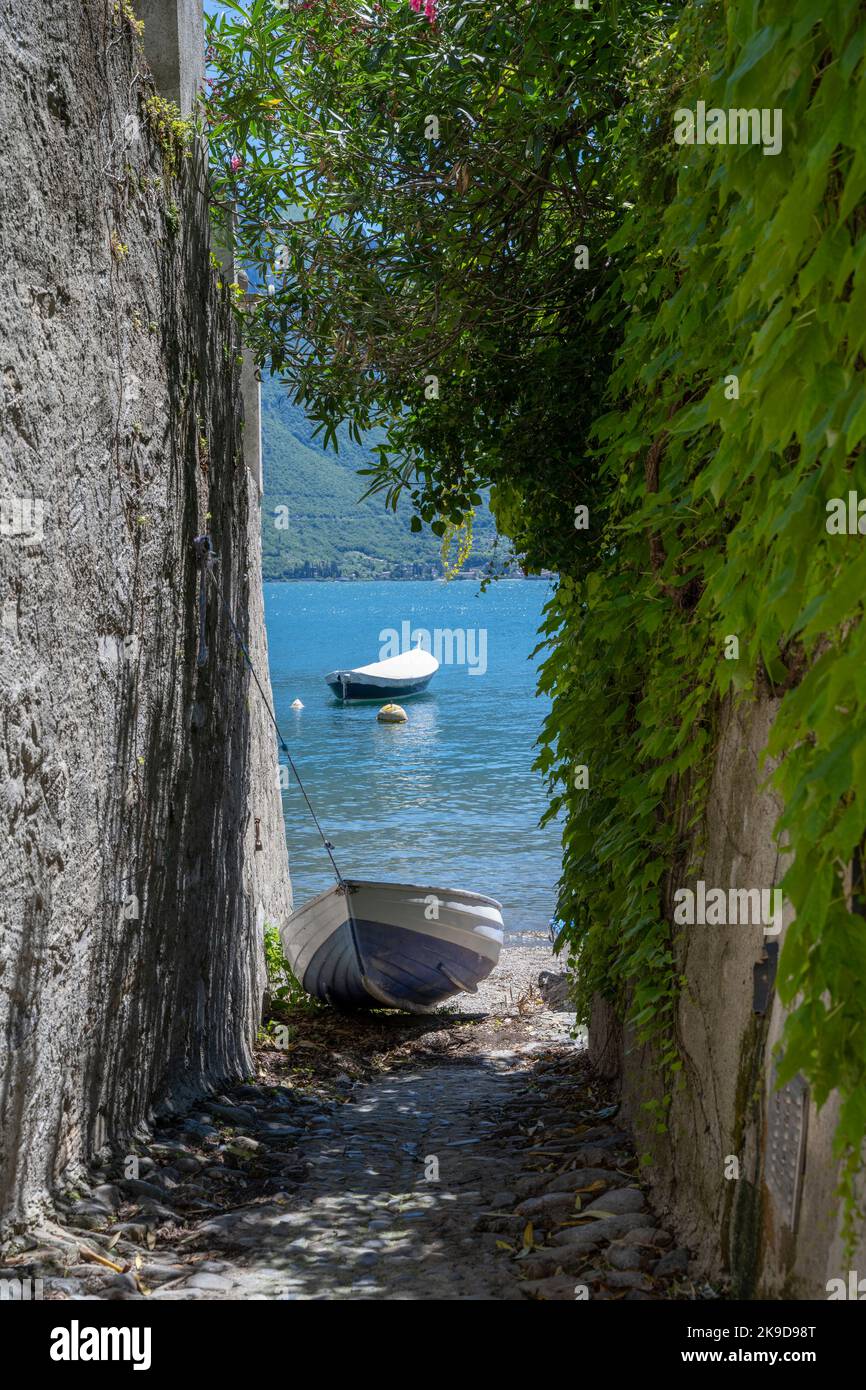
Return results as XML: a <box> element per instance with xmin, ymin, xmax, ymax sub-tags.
<box><xmin>260</xmin><ymin>377</ymin><xmax>499</xmax><ymax>579</ymax></box>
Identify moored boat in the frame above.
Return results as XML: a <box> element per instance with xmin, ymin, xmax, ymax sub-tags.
<box><xmin>324</xmin><ymin>644</ymin><xmax>439</xmax><ymax>702</ymax></box>
<box><xmin>280</xmin><ymin>879</ymin><xmax>504</xmax><ymax>1012</ymax></box>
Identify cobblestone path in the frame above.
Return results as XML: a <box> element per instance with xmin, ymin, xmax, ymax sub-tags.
<box><xmin>5</xmin><ymin>1004</ymin><xmax>703</xmax><ymax>1302</ymax></box>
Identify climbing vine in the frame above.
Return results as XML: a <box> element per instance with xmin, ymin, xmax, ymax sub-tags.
<box><xmin>551</xmin><ymin>0</ymin><xmax>866</xmax><ymax>1220</ymax></box>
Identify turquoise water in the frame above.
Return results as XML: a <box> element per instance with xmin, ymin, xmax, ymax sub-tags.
<box><xmin>264</xmin><ymin>579</ymin><xmax>562</xmax><ymax>939</ymax></box>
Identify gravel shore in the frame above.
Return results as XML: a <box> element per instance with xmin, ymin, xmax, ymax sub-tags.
<box><xmin>450</xmin><ymin>938</ymin><xmax>570</xmax><ymax>1014</ymax></box>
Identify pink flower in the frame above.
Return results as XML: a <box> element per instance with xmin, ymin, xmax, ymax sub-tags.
<box><xmin>230</xmin><ymin>154</ymin><xmax>242</xmax><ymax>173</ymax></box>
<box><xmin>410</xmin><ymin>0</ymin><xmax>437</xmax><ymax>22</ymax></box>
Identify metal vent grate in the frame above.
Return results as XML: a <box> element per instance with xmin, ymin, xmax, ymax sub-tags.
<box><xmin>765</xmin><ymin>1067</ymin><xmax>809</xmax><ymax>1231</ymax></box>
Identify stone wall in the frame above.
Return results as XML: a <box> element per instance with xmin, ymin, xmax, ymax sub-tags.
<box><xmin>589</xmin><ymin>694</ymin><xmax>866</xmax><ymax>1297</ymax></box>
<box><xmin>0</xmin><ymin>0</ymin><xmax>292</xmax><ymax>1233</ymax></box>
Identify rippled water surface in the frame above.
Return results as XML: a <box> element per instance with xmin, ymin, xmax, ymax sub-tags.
<box><xmin>265</xmin><ymin>580</ymin><xmax>562</xmax><ymax>939</ymax></box>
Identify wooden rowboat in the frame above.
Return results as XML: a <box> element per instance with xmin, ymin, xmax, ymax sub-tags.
<box><xmin>280</xmin><ymin>879</ymin><xmax>504</xmax><ymax>1013</ymax></box>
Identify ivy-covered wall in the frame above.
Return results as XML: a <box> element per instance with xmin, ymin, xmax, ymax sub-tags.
<box><xmin>535</xmin><ymin>0</ymin><xmax>866</xmax><ymax>1290</ymax></box>
<box><xmin>591</xmin><ymin>696</ymin><xmax>866</xmax><ymax>1296</ymax></box>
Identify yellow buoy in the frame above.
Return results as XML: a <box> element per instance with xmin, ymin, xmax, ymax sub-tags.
<box><xmin>377</xmin><ymin>703</ymin><xmax>408</xmax><ymax>723</ymax></box>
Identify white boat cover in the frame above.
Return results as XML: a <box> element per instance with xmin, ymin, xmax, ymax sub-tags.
<box><xmin>350</xmin><ymin>648</ymin><xmax>440</xmax><ymax>680</ymax></box>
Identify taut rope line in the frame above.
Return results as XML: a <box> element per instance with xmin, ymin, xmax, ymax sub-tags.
<box><xmin>199</xmin><ymin>553</ymin><xmax>345</xmax><ymax>888</ymax></box>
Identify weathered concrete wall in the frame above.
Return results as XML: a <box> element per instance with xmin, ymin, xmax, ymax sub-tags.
<box><xmin>0</xmin><ymin>0</ymin><xmax>292</xmax><ymax>1233</ymax></box>
<box><xmin>589</xmin><ymin>695</ymin><xmax>866</xmax><ymax>1297</ymax></box>
<box><xmin>138</xmin><ymin>0</ymin><xmax>204</xmax><ymax>117</ymax></box>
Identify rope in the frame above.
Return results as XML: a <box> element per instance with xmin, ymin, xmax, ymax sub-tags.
<box><xmin>202</xmin><ymin>562</ymin><xmax>345</xmax><ymax>888</ymax></box>
<box><xmin>199</xmin><ymin>540</ymin><xmax>368</xmax><ymax>991</ymax></box>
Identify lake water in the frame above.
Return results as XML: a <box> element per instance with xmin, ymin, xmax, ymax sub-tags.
<box><xmin>264</xmin><ymin>579</ymin><xmax>562</xmax><ymax>940</ymax></box>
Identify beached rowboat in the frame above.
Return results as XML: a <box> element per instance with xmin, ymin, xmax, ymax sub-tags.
<box><xmin>280</xmin><ymin>879</ymin><xmax>504</xmax><ymax>1013</ymax></box>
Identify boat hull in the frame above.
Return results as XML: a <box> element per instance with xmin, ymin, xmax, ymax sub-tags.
<box><xmin>325</xmin><ymin>672</ymin><xmax>435</xmax><ymax>702</ymax></box>
<box><xmin>280</xmin><ymin>879</ymin><xmax>504</xmax><ymax>1012</ymax></box>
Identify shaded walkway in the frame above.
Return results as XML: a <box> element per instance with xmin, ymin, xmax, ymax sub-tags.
<box><xmin>6</xmin><ymin>1002</ymin><xmax>703</xmax><ymax>1301</ymax></box>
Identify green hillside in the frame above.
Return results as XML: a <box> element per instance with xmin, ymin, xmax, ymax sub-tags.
<box><xmin>260</xmin><ymin>378</ymin><xmax>499</xmax><ymax>580</ymax></box>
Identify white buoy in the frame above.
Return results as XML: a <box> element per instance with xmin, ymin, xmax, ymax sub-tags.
<box><xmin>291</xmin><ymin>698</ymin><xmax>304</xmax><ymax>710</ymax></box>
